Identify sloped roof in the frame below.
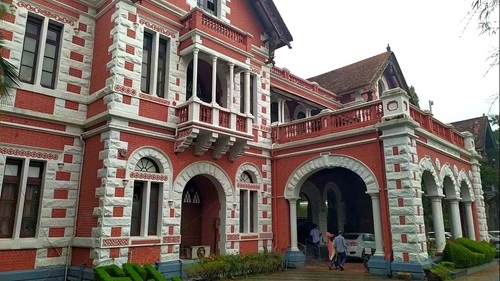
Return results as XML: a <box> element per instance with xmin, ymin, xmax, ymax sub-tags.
<box><xmin>252</xmin><ymin>0</ymin><xmax>293</xmax><ymax>49</ymax></box>
<box><xmin>308</xmin><ymin>51</ymin><xmax>393</xmax><ymax>94</ymax></box>
<box><xmin>451</xmin><ymin>115</ymin><xmax>489</xmax><ymax>149</ymax></box>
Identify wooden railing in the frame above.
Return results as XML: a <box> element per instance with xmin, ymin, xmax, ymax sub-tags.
<box><xmin>409</xmin><ymin>105</ymin><xmax>465</xmax><ymax>149</ymax></box>
<box><xmin>272</xmin><ymin>101</ymin><xmax>383</xmax><ymax>143</ymax></box>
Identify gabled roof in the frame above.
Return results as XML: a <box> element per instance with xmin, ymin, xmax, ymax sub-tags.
<box><xmin>307</xmin><ymin>49</ymin><xmax>409</xmax><ymax>96</ymax></box>
<box><xmin>252</xmin><ymin>0</ymin><xmax>293</xmax><ymax>49</ymax></box>
<box><xmin>451</xmin><ymin>115</ymin><xmax>491</xmax><ymax>150</ymax></box>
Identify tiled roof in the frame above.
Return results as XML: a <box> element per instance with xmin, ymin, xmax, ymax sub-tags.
<box><xmin>451</xmin><ymin>115</ymin><xmax>489</xmax><ymax>149</ymax></box>
<box><xmin>307</xmin><ymin>51</ymin><xmax>393</xmax><ymax>94</ymax></box>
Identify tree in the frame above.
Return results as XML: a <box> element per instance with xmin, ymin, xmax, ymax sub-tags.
<box><xmin>408</xmin><ymin>85</ymin><xmax>420</xmax><ymax>108</ymax></box>
<box><xmin>465</xmin><ymin>0</ymin><xmax>499</xmax><ymax>70</ymax></box>
<box><xmin>0</xmin><ymin>0</ymin><xmax>19</xmax><ymax>102</ymax></box>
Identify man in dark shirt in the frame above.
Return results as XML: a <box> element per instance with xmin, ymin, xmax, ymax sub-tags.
<box><xmin>334</xmin><ymin>231</ymin><xmax>348</xmax><ymax>270</ymax></box>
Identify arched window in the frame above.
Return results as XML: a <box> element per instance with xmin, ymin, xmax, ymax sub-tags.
<box><xmin>239</xmin><ymin>171</ymin><xmax>257</xmax><ymax>233</ymax></box>
<box><xmin>131</xmin><ymin>157</ymin><xmax>162</xmax><ymax>237</ymax></box>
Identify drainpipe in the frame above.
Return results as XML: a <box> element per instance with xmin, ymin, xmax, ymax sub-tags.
<box><xmin>65</xmin><ymin>134</ymin><xmax>85</xmax><ymax>281</ymax></box>
<box><xmin>271</xmin><ymin>142</ymin><xmax>278</xmax><ymax>251</ymax></box>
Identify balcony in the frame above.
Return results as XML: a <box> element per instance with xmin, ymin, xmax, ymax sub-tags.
<box><xmin>175</xmin><ymin>98</ymin><xmax>253</xmax><ymax>160</ymax></box>
<box><xmin>272</xmin><ymin>101</ymin><xmax>383</xmax><ymax>144</ymax></box>
<box><xmin>180</xmin><ymin>8</ymin><xmax>252</xmax><ymax>53</ymax></box>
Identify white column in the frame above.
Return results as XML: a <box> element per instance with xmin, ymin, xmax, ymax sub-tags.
<box><xmin>211</xmin><ymin>56</ymin><xmax>218</xmax><ymax>105</ymax></box>
<box><xmin>449</xmin><ymin>199</ymin><xmax>463</xmax><ymax>239</ymax></box>
<box><xmin>464</xmin><ymin>201</ymin><xmax>476</xmax><ymax>239</ymax></box>
<box><xmin>368</xmin><ymin>192</ymin><xmax>384</xmax><ymax>256</ymax></box>
<box><xmin>244</xmin><ymin>70</ymin><xmax>251</xmax><ymax>114</ymax></box>
<box><xmin>430</xmin><ymin>196</ymin><xmax>446</xmax><ymax>252</ymax></box>
<box><xmin>228</xmin><ymin>63</ymin><xmax>234</xmax><ymax>110</ymax></box>
<box><xmin>289</xmin><ymin>198</ymin><xmax>299</xmax><ymax>251</ymax></box>
<box><xmin>192</xmin><ymin>49</ymin><xmax>199</xmax><ymax>101</ymax></box>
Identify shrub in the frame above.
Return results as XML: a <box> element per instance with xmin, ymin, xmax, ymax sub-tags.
<box><xmin>144</xmin><ymin>264</ymin><xmax>167</xmax><ymax>281</ymax></box>
<box><xmin>123</xmin><ymin>263</ymin><xmax>146</xmax><ymax>281</ymax></box>
<box><xmin>456</xmin><ymin>238</ymin><xmax>495</xmax><ymax>263</ymax></box>
<box><xmin>170</xmin><ymin>276</ymin><xmax>182</xmax><ymax>281</ymax></box>
<box><xmin>94</xmin><ymin>264</ymin><xmax>131</xmax><ymax>281</ymax></box>
<box><xmin>443</xmin><ymin>240</ymin><xmax>485</xmax><ymax>268</ymax></box>
<box><xmin>429</xmin><ymin>263</ymin><xmax>451</xmax><ymax>281</ymax></box>
<box><xmin>438</xmin><ymin>261</ymin><xmax>455</xmax><ymax>269</ymax></box>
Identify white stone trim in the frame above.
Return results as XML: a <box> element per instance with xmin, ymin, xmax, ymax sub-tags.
<box><xmin>284</xmin><ymin>153</ymin><xmax>379</xmax><ymax>199</ymax></box>
<box><xmin>440</xmin><ymin>164</ymin><xmax>460</xmax><ymax>199</ymax></box>
<box><xmin>457</xmin><ymin>170</ymin><xmax>474</xmax><ymax>202</ymax></box>
<box><xmin>235</xmin><ymin>162</ymin><xmax>263</xmax><ymax>185</ymax></box>
<box><xmin>418</xmin><ymin>156</ymin><xmax>443</xmax><ymax>196</ymax></box>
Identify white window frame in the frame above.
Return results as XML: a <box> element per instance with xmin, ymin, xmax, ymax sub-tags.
<box><xmin>238</xmin><ymin>172</ymin><xmax>258</xmax><ymax>233</ymax></box>
<box><xmin>141</xmin><ymin>29</ymin><xmax>171</xmax><ymax>98</ymax></box>
<box><xmin>19</xmin><ymin>14</ymin><xmax>63</xmax><ymax>91</ymax></box>
<box><xmin>0</xmin><ymin>158</ymin><xmax>45</xmax><ymax>240</ymax></box>
<box><xmin>131</xmin><ymin>180</ymin><xmax>162</xmax><ymax>237</ymax></box>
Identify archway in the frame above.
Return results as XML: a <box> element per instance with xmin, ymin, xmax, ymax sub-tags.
<box><xmin>440</xmin><ymin>165</ymin><xmax>462</xmax><ymax>239</ymax></box>
<box><xmin>458</xmin><ymin>171</ymin><xmax>475</xmax><ymax>239</ymax></box>
<box><xmin>419</xmin><ymin>157</ymin><xmax>447</xmax><ymax>253</ymax></box>
<box><xmin>284</xmin><ymin>154</ymin><xmax>383</xmax><ymax>257</ymax></box>
<box><xmin>173</xmin><ymin>162</ymin><xmax>235</xmax><ymax>258</ymax></box>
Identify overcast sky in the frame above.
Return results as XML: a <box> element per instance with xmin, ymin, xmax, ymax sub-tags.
<box><xmin>273</xmin><ymin>0</ymin><xmax>500</xmax><ymax>124</ymax></box>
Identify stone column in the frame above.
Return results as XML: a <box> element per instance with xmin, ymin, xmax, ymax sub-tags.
<box><xmin>463</xmin><ymin>201</ymin><xmax>476</xmax><ymax>239</ymax></box>
<box><xmin>376</xmin><ymin>88</ymin><xmax>430</xmax><ymax>278</ymax></box>
<box><xmin>211</xmin><ymin>56</ymin><xmax>217</xmax><ymax>104</ymax></box>
<box><xmin>367</xmin><ymin>192</ymin><xmax>384</xmax><ymax>256</ymax></box>
<box><xmin>448</xmin><ymin>199</ymin><xmax>463</xmax><ymax>239</ymax></box>
<box><xmin>429</xmin><ymin>196</ymin><xmax>446</xmax><ymax>252</ymax></box>
<box><xmin>244</xmin><ymin>70</ymin><xmax>251</xmax><ymax>114</ymax></box>
<box><xmin>192</xmin><ymin>49</ymin><xmax>199</xmax><ymax>101</ymax></box>
<box><xmin>464</xmin><ymin>132</ymin><xmax>489</xmax><ymax>241</ymax></box>
<box><xmin>228</xmin><ymin>63</ymin><xmax>234</xmax><ymax>110</ymax></box>
<box><xmin>288</xmin><ymin>198</ymin><xmax>299</xmax><ymax>251</ymax></box>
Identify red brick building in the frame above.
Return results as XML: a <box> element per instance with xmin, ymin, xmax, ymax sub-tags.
<box><xmin>0</xmin><ymin>0</ymin><xmax>489</xmax><ymax>280</ymax></box>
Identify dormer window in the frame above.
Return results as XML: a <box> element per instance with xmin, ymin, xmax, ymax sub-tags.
<box><xmin>197</xmin><ymin>0</ymin><xmax>218</xmax><ymax>16</ymax></box>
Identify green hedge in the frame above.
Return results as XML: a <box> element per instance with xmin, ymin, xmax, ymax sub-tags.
<box><xmin>94</xmin><ymin>263</ymin><xmax>166</xmax><ymax>281</ymax></box>
<box><xmin>456</xmin><ymin>238</ymin><xmax>496</xmax><ymax>263</ymax></box>
<box><xmin>184</xmin><ymin>251</ymin><xmax>284</xmax><ymax>280</ymax></box>
<box><xmin>442</xmin><ymin>240</ymin><xmax>485</xmax><ymax>268</ymax></box>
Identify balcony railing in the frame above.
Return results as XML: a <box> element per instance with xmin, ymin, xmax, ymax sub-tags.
<box><xmin>176</xmin><ymin>98</ymin><xmax>252</xmax><ymax>135</ymax></box>
<box><xmin>180</xmin><ymin>8</ymin><xmax>251</xmax><ymax>52</ymax></box>
<box><xmin>272</xmin><ymin>101</ymin><xmax>383</xmax><ymax>143</ymax></box>
<box><xmin>409</xmin><ymin>105</ymin><xmax>465</xmax><ymax>149</ymax></box>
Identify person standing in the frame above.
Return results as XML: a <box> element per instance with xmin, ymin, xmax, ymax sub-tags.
<box><xmin>326</xmin><ymin>232</ymin><xmax>338</xmax><ymax>270</ymax></box>
<box><xmin>334</xmin><ymin>231</ymin><xmax>348</xmax><ymax>271</ymax></box>
<box><xmin>309</xmin><ymin>224</ymin><xmax>321</xmax><ymax>259</ymax></box>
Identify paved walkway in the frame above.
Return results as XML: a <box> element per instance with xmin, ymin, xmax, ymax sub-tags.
<box><xmin>240</xmin><ymin>261</ymin><xmax>499</xmax><ymax>281</ymax></box>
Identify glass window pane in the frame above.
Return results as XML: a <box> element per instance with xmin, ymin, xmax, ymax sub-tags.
<box><xmin>148</xmin><ymin>184</ymin><xmax>160</xmax><ymax>235</ymax></box>
<box><xmin>21</xmin><ymin>52</ymin><xmax>35</xmax><ymax>67</ymax></box>
<box><xmin>40</xmin><ymin>71</ymin><xmax>54</xmax><ymax>88</ymax></box>
<box><xmin>46</xmin><ymin>29</ymin><xmax>58</xmax><ymax>41</ymax></box>
<box><xmin>5</xmin><ymin>164</ymin><xmax>19</xmax><ymax>177</ymax></box>
<box><xmin>23</xmin><ymin>37</ymin><xmax>37</xmax><ymax>53</ymax></box>
<box><xmin>19</xmin><ymin>66</ymin><xmax>34</xmax><ymax>83</ymax></box>
<box><xmin>44</xmin><ymin>44</ymin><xmax>56</xmax><ymax>58</ymax></box>
<box><xmin>131</xmin><ymin>183</ymin><xmax>143</xmax><ymax>236</ymax></box>
<box><xmin>42</xmin><ymin>57</ymin><xmax>54</xmax><ymax>72</ymax></box>
<box><xmin>26</xmin><ymin>21</ymin><xmax>40</xmax><ymax>36</ymax></box>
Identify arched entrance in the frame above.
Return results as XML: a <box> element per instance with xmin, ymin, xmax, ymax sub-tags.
<box><xmin>441</xmin><ymin>165</ymin><xmax>462</xmax><ymax>239</ymax></box>
<box><xmin>173</xmin><ymin>162</ymin><xmax>235</xmax><ymax>259</ymax></box>
<box><xmin>180</xmin><ymin>175</ymin><xmax>221</xmax><ymax>258</ymax></box>
<box><xmin>285</xmin><ymin>154</ymin><xmax>384</xmax><ymax>258</ymax></box>
<box><xmin>419</xmin><ymin>157</ymin><xmax>447</xmax><ymax>253</ymax></box>
<box><xmin>458</xmin><ymin>171</ymin><xmax>475</xmax><ymax>239</ymax></box>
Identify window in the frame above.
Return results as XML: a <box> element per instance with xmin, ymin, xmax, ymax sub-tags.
<box><xmin>197</xmin><ymin>0</ymin><xmax>218</xmax><ymax>16</ymax></box>
<box><xmin>130</xmin><ymin>158</ymin><xmax>162</xmax><ymax>236</ymax></box>
<box><xmin>239</xmin><ymin>172</ymin><xmax>257</xmax><ymax>233</ymax></box>
<box><xmin>0</xmin><ymin>159</ymin><xmax>44</xmax><ymax>239</ymax></box>
<box><xmin>20</xmin><ymin>15</ymin><xmax>62</xmax><ymax>89</ymax></box>
<box><xmin>141</xmin><ymin>31</ymin><xmax>170</xmax><ymax>98</ymax></box>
